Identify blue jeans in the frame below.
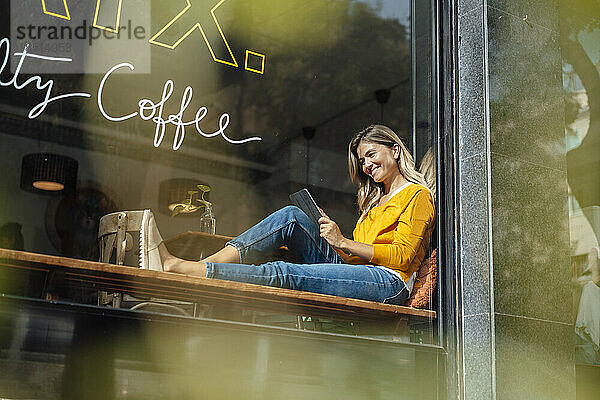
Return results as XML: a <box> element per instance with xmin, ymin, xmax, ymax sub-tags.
<box><xmin>205</xmin><ymin>206</ymin><xmax>408</xmax><ymax>304</ymax></box>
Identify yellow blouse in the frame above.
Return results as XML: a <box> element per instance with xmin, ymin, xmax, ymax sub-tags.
<box><xmin>348</xmin><ymin>183</ymin><xmax>435</xmax><ymax>283</ymax></box>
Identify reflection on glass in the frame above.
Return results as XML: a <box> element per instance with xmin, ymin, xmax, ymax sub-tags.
<box><xmin>0</xmin><ymin>0</ymin><xmax>437</xmax><ymax>340</ymax></box>
<box><xmin>560</xmin><ymin>0</ymin><xmax>600</xmax><ymax>397</ymax></box>
<box><xmin>0</xmin><ymin>1</ymin><xmax>442</xmax><ymax>397</ymax></box>
<box><xmin>576</xmin><ymin>249</ymin><xmax>600</xmax><ymax>364</ymax></box>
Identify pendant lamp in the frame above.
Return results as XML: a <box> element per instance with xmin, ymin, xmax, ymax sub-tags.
<box><xmin>20</xmin><ymin>153</ymin><xmax>78</xmax><ymax>194</ymax></box>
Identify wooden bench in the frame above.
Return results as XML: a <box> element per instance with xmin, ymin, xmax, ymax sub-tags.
<box><xmin>0</xmin><ymin>246</ymin><xmax>436</xmax><ymax>342</ymax></box>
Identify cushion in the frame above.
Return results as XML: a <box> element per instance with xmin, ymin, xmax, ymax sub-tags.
<box><xmin>405</xmin><ymin>249</ymin><xmax>438</xmax><ymax>308</ymax></box>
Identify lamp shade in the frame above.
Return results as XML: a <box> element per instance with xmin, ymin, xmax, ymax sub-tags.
<box><xmin>20</xmin><ymin>153</ymin><xmax>78</xmax><ymax>194</ymax></box>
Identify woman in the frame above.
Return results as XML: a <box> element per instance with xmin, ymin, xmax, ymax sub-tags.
<box><xmin>141</xmin><ymin>125</ymin><xmax>435</xmax><ymax>305</ymax></box>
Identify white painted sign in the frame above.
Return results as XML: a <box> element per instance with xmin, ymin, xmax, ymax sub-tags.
<box><xmin>0</xmin><ymin>38</ymin><xmax>262</xmax><ymax>149</ymax></box>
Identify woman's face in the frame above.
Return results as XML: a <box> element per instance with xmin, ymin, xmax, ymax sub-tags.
<box><xmin>356</xmin><ymin>141</ymin><xmax>400</xmax><ymax>185</ymax></box>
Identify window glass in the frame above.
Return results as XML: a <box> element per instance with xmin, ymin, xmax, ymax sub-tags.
<box><xmin>560</xmin><ymin>0</ymin><xmax>600</xmax><ymax>396</ymax></box>
<box><xmin>0</xmin><ymin>0</ymin><xmax>438</xmax><ymax>343</ymax></box>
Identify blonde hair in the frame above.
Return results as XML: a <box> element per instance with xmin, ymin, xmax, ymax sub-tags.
<box><xmin>419</xmin><ymin>147</ymin><xmax>436</xmax><ymax>201</ymax></box>
<box><xmin>348</xmin><ymin>125</ymin><xmax>428</xmax><ymax>215</ymax></box>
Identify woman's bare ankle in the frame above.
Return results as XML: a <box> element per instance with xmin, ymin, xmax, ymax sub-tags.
<box><xmin>155</xmin><ymin>242</ymin><xmax>207</xmax><ymax>276</ymax></box>
<box><xmin>201</xmin><ymin>244</ymin><xmax>240</xmax><ymax>264</ymax></box>
<box><xmin>162</xmin><ymin>257</ymin><xmax>206</xmax><ymax>277</ymax></box>
<box><xmin>161</xmin><ymin>256</ymin><xmax>178</xmax><ymax>273</ymax></box>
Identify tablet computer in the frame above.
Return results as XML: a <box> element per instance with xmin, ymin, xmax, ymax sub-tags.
<box><xmin>289</xmin><ymin>188</ymin><xmax>324</xmax><ymax>226</ymax></box>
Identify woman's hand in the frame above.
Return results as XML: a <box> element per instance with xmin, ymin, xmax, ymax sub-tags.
<box><xmin>318</xmin><ymin>213</ymin><xmax>346</xmax><ymax>249</ymax></box>
<box><xmin>318</xmin><ymin>210</ymin><xmax>374</xmax><ymax>263</ymax></box>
